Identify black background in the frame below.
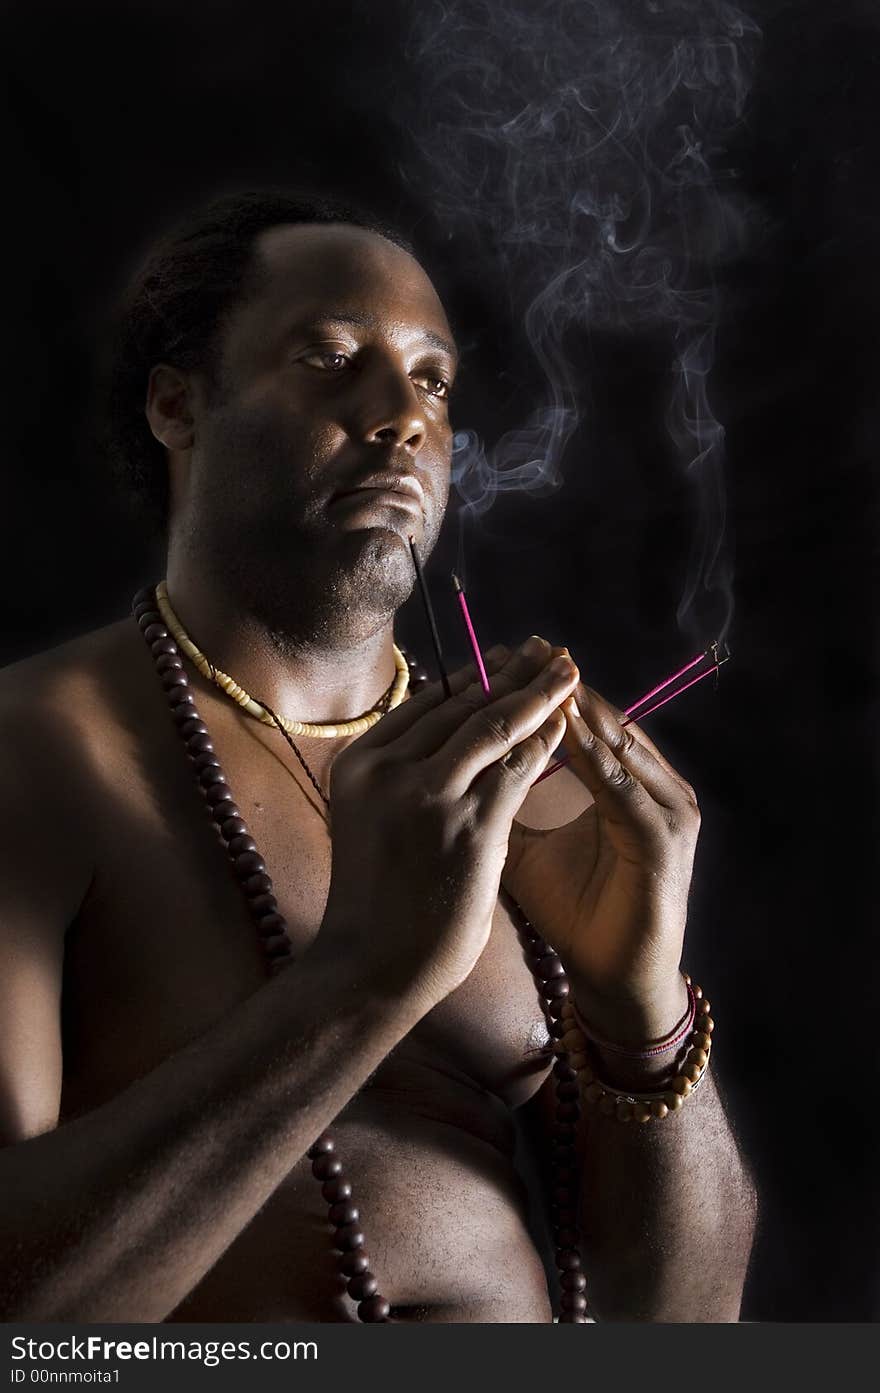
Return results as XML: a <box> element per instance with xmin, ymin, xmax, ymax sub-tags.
<box><xmin>2</xmin><ymin>0</ymin><xmax>878</xmax><ymax>1320</ymax></box>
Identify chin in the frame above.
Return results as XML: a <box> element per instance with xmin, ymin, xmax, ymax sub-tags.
<box><xmin>236</xmin><ymin>526</ymin><xmax>415</xmax><ymax>647</ymax></box>
<box><xmin>336</xmin><ymin>527</ymin><xmax>416</xmax><ymax>603</ymax></box>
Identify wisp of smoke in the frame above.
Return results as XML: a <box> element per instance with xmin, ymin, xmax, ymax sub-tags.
<box><xmin>401</xmin><ymin>0</ymin><xmax>761</xmax><ymax>644</ymax></box>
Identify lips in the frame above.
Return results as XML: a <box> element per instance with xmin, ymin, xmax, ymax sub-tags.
<box><xmin>332</xmin><ymin>473</ymin><xmax>425</xmax><ymax>510</ymax></box>
<box><xmin>332</xmin><ymin>486</ymin><xmax>422</xmax><ymax>515</ymax></box>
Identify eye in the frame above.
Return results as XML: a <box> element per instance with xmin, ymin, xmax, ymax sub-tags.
<box><xmin>413</xmin><ymin>373</ymin><xmax>452</xmax><ymax>400</ymax></box>
<box><xmin>301</xmin><ymin>349</ymin><xmax>351</xmax><ymax>372</ymax></box>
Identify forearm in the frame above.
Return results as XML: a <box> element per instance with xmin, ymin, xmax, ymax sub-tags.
<box><xmin>577</xmin><ymin>1061</ymin><xmax>757</xmax><ymax>1322</ymax></box>
<box><xmin>0</xmin><ymin>929</ymin><xmax>423</xmax><ymax>1322</ymax></box>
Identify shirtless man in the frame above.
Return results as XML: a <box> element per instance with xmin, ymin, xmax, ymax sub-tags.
<box><xmin>0</xmin><ymin>191</ymin><xmax>756</xmax><ymax>1323</ymax></box>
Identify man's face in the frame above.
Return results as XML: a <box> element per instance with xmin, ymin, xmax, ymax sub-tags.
<box><xmin>173</xmin><ymin>221</ymin><xmax>458</xmax><ymax>642</ymax></box>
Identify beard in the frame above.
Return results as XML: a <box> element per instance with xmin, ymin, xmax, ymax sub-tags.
<box><xmin>178</xmin><ymin>462</ymin><xmax>446</xmax><ymax>654</ymax></box>
<box><xmin>218</xmin><ymin>522</ymin><xmax>430</xmax><ymax>653</ymax></box>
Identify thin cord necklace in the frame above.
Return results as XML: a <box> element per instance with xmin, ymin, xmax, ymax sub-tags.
<box><xmin>214</xmin><ymin>652</ymin><xmax>416</xmax><ymax>823</ymax></box>
<box><xmin>261</xmin><ymin>659</ymin><xmax>415</xmax><ymax>818</ymax></box>
<box><xmin>196</xmin><ymin>652</ymin><xmax>336</xmax><ymax>821</ymax></box>
<box><xmin>262</xmin><ymin>701</ymin><xmax>331</xmax><ymax>815</ymax></box>
<box><xmin>132</xmin><ymin>583</ymin><xmax>590</xmax><ymax>1323</ymax></box>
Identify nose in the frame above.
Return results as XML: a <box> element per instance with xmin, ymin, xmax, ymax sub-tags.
<box><xmin>358</xmin><ymin>365</ymin><xmax>427</xmax><ymax>454</ymax></box>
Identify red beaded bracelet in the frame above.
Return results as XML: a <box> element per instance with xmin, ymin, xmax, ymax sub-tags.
<box><xmin>555</xmin><ymin>975</ymin><xmax>714</xmax><ymax>1123</ymax></box>
<box><xmin>569</xmin><ymin>981</ymin><xmax>697</xmax><ymax>1059</ymax></box>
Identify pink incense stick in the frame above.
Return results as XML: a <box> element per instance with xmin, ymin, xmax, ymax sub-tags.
<box><xmin>533</xmin><ymin>644</ymin><xmax>728</xmax><ymax>787</ymax></box>
<box><xmin>452</xmin><ymin>573</ymin><xmax>492</xmax><ymax>697</ymax></box>
<box><xmin>623</xmin><ymin>648</ymin><xmax>707</xmax><ymax>718</ymax></box>
<box><xmin>621</xmin><ymin>660</ymin><xmax>723</xmax><ymax>725</ymax></box>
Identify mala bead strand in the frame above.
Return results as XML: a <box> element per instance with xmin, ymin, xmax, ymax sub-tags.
<box><xmin>307</xmin><ymin>1132</ymin><xmax>391</xmax><ymax>1322</ymax></box>
<box><xmin>133</xmin><ymin>592</ymin><xmax>296</xmax><ymax>976</ymax></box>
<box><xmin>398</xmin><ymin>646</ymin><xmax>430</xmax><ymax>692</ymax></box>
<box><xmin>508</xmin><ymin>902</ymin><xmax>590</xmax><ymax>1323</ymax></box>
<box><xmin>134</xmin><ymin>585</ymin><xmax>396</xmax><ymax>1322</ymax></box>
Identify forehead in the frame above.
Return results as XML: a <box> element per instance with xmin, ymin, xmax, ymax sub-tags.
<box><xmin>230</xmin><ymin>221</ymin><xmax>454</xmax><ymax>351</ymax></box>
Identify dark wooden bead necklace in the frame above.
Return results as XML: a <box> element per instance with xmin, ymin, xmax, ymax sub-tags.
<box><xmin>132</xmin><ymin>584</ymin><xmax>589</xmax><ymax>1323</ymax></box>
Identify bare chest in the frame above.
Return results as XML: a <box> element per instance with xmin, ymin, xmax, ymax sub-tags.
<box><xmin>60</xmin><ymin>699</ymin><xmax>552</xmax><ymax>1119</ymax></box>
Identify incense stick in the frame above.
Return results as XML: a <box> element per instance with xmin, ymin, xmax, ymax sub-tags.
<box><xmin>620</xmin><ymin>660</ymin><xmax>724</xmax><ymax>724</ymax></box>
<box><xmin>408</xmin><ymin>536</ymin><xmax>452</xmax><ymax>698</ymax></box>
<box><xmin>532</xmin><ymin>645</ymin><xmax>730</xmax><ymax>787</ymax></box>
<box><xmin>623</xmin><ymin>649</ymin><xmax>708</xmax><ymax>717</ymax></box>
<box><xmin>452</xmin><ymin>573</ymin><xmax>491</xmax><ymax>697</ymax></box>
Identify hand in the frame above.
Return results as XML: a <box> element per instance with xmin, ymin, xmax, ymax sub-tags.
<box><xmin>322</xmin><ymin>637</ymin><xmax>580</xmax><ymax>1016</ymax></box>
<box><xmin>502</xmin><ymin>647</ymin><xmax>700</xmax><ymax>1041</ymax></box>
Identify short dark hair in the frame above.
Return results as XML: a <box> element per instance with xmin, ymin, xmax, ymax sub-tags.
<box><xmin>101</xmin><ymin>188</ymin><xmax>414</xmax><ymax>527</ymax></box>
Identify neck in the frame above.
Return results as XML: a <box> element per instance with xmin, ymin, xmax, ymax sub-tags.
<box><xmin>164</xmin><ymin>558</ymin><xmax>401</xmax><ymax>726</ymax></box>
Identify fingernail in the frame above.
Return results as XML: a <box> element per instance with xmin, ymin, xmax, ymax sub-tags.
<box><xmin>521</xmin><ymin>635</ymin><xmax>547</xmax><ymax>657</ymax></box>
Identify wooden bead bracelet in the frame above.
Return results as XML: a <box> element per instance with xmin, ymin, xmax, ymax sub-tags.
<box><xmin>555</xmin><ymin>975</ymin><xmax>714</xmax><ymax>1123</ymax></box>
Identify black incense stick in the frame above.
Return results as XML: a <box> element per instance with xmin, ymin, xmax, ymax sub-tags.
<box><xmin>408</xmin><ymin>536</ymin><xmax>452</xmax><ymax>698</ymax></box>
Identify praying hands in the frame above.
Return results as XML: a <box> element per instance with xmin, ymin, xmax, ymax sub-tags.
<box><xmin>503</xmin><ymin>657</ymin><xmax>700</xmax><ymax>1048</ymax></box>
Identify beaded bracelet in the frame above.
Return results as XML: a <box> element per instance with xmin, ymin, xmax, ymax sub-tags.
<box><xmin>555</xmin><ymin>974</ymin><xmax>714</xmax><ymax>1123</ymax></box>
<box><xmin>570</xmin><ymin>985</ymin><xmax>697</xmax><ymax>1059</ymax></box>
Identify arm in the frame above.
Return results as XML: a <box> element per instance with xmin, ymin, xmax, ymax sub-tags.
<box><xmin>0</xmin><ymin>711</ymin><xmax>425</xmax><ymax>1322</ymax></box>
<box><xmin>1</xmin><ymin>919</ymin><xmax>424</xmax><ymax>1324</ymax></box>
<box><xmin>523</xmin><ymin>1021</ymin><xmax>757</xmax><ymax>1322</ymax></box>
<box><xmin>503</xmin><ymin>662</ymin><xmax>758</xmax><ymax>1321</ymax></box>
<box><xmin>576</xmin><ymin>1053</ymin><xmax>757</xmax><ymax>1321</ymax></box>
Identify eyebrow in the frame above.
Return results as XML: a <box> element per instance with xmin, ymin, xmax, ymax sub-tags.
<box><xmin>293</xmin><ymin>310</ymin><xmax>459</xmax><ymax>362</ymax></box>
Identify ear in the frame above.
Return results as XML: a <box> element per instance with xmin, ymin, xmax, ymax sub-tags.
<box><xmin>145</xmin><ymin>363</ymin><xmax>195</xmax><ymax>452</ymax></box>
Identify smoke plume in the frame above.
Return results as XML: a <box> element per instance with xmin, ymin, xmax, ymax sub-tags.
<box><xmin>401</xmin><ymin>0</ymin><xmax>761</xmax><ymax>644</ymax></box>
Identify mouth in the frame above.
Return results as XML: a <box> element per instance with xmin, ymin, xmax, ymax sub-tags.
<box><xmin>331</xmin><ymin>486</ymin><xmax>423</xmax><ymax>514</ymax></box>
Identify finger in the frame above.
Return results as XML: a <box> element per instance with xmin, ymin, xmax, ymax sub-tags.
<box><xmin>427</xmin><ymin>650</ymin><xmax>581</xmax><ymax>797</ymax></box>
<box><xmin>545</xmin><ymin>649</ymin><xmax>691</xmax><ymax>793</ymax></box>
<box><xmin>469</xmin><ymin>706</ymin><xmax>569</xmax><ymax>823</ymax></box>
<box><xmin>388</xmin><ymin>634</ymin><xmax>564</xmax><ymax>763</ymax></box>
<box><xmin>558</xmin><ymin>697</ymin><xmax>661</xmax><ymax>826</ymax></box>
<box><xmin>570</xmin><ymin>679</ymin><xmax>693</xmax><ymax>802</ymax></box>
<box><xmin>352</xmin><ymin>644</ymin><xmax>511</xmax><ymax>750</ymax></box>
<box><xmin>562</xmin><ymin>693</ymin><xmax>694</xmax><ymax>816</ymax></box>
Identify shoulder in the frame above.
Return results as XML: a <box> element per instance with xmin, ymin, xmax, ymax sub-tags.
<box><xmin>0</xmin><ymin>616</ymin><xmax>157</xmax><ymax>930</ymax></box>
<box><xmin>0</xmin><ymin>616</ymin><xmax>143</xmax><ymax>726</ymax></box>
<box><xmin>0</xmin><ymin>617</ymin><xmax>151</xmax><ymax>811</ymax></box>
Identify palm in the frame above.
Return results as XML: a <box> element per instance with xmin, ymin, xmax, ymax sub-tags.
<box><xmin>502</xmin><ymin>805</ymin><xmax>661</xmax><ymax>993</ymax></box>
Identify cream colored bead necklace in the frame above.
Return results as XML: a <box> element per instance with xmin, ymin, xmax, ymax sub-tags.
<box><xmin>154</xmin><ymin>580</ymin><xmax>410</xmax><ymax>738</ymax></box>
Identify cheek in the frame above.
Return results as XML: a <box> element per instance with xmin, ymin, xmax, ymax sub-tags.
<box><xmin>427</xmin><ymin>432</ymin><xmax>453</xmax><ymax>506</ymax></box>
<box><xmin>430</xmin><ymin>468</ymin><xmax>451</xmax><ymax>518</ymax></box>
<box><xmin>200</xmin><ymin>396</ymin><xmax>344</xmax><ymax>490</ymax></box>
